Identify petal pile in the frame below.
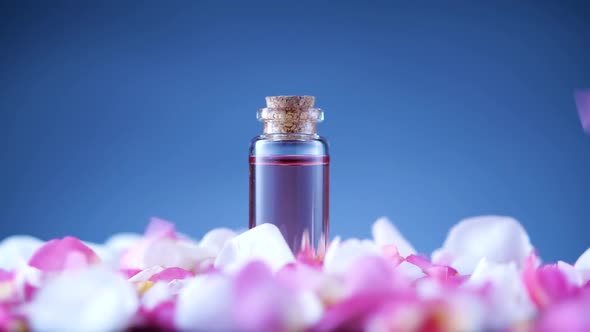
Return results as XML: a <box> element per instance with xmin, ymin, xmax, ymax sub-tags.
<box><xmin>0</xmin><ymin>216</ymin><xmax>588</xmax><ymax>331</ymax></box>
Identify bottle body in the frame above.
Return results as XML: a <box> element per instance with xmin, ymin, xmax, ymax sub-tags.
<box><xmin>249</xmin><ymin>134</ymin><xmax>329</xmax><ymax>254</ymax></box>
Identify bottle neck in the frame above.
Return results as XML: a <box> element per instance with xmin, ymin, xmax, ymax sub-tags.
<box><xmin>263</xmin><ymin>120</ymin><xmax>317</xmax><ymax>135</ymax></box>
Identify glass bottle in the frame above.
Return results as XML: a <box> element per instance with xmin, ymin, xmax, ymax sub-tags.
<box><xmin>249</xmin><ymin>96</ymin><xmax>329</xmax><ymax>255</ymax></box>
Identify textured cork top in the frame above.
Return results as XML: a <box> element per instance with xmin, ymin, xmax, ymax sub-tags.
<box><xmin>265</xmin><ymin>96</ymin><xmax>315</xmax><ymax>110</ymax></box>
<box><xmin>258</xmin><ymin>96</ymin><xmax>323</xmax><ymax>135</ymax></box>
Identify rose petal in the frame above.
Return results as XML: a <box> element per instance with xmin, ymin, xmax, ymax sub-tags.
<box><xmin>323</xmin><ymin>239</ymin><xmax>380</xmax><ymax>276</ymax></box>
<box><xmin>148</xmin><ymin>267</ymin><xmax>193</xmax><ymax>282</ymax></box>
<box><xmin>214</xmin><ymin>224</ymin><xmax>295</xmax><ymax>273</ymax></box>
<box><xmin>143</xmin><ymin>239</ymin><xmax>214</xmax><ymax>271</ymax></box>
<box><xmin>536</xmin><ymin>296</ymin><xmax>590</xmax><ymax>332</ymax></box>
<box><xmin>523</xmin><ymin>254</ymin><xmax>578</xmax><ymax>309</ymax></box>
<box><xmin>28</xmin><ymin>237</ymin><xmax>100</xmax><ymax>272</ymax></box>
<box><xmin>345</xmin><ymin>256</ymin><xmax>407</xmax><ymax>295</ymax></box>
<box><xmin>558</xmin><ymin>261</ymin><xmax>584</xmax><ymax>287</ymax></box>
<box><xmin>26</xmin><ymin>267</ymin><xmax>138</xmax><ymax>332</ymax></box>
<box><xmin>468</xmin><ymin>258</ymin><xmax>536</xmax><ymax>328</ymax></box>
<box><xmin>145</xmin><ymin>217</ymin><xmax>177</xmax><ymax>240</ymax></box>
<box><xmin>175</xmin><ymin>274</ymin><xmax>236</xmax><ymax>331</ymax></box>
<box><xmin>199</xmin><ymin>228</ymin><xmax>237</xmax><ymax>256</ymax></box>
<box><xmin>0</xmin><ymin>236</ymin><xmax>43</xmax><ymax>270</ymax></box>
<box><xmin>575</xmin><ymin>89</ymin><xmax>590</xmax><ymax>133</ymax></box>
<box><xmin>128</xmin><ymin>266</ymin><xmax>164</xmax><ymax>282</ymax></box>
<box><xmin>371</xmin><ymin>217</ymin><xmax>416</xmax><ymax>257</ymax></box>
<box><xmin>433</xmin><ymin>216</ymin><xmax>533</xmax><ymax>275</ymax></box>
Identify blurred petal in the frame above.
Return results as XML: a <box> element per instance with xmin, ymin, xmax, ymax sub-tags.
<box><xmin>0</xmin><ymin>236</ymin><xmax>43</xmax><ymax>270</ymax></box>
<box><xmin>536</xmin><ymin>296</ymin><xmax>590</xmax><ymax>332</ymax></box>
<box><xmin>28</xmin><ymin>237</ymin><xmax>100</xmax><ymax>272</ymax></box>
<box><xmin>26</xmin><ymin>267</ymin><xmax>138</xmax><ymax>332</ymax></box>
<box><xmin>468</xmin><ymin>258</ymin><xmax>536</xmax><ymax>328</ymax></box>
<box><xmin>199</xmin><ymin>228</ymin><xmax>237</xmax><ymax>256</ymax></box>
<box><xmin>175</xmin><ymin>274</ymin><xmax>236</xmax><ymax>332</ymax></box>
<box><xmin>233</xmin><ymin>261</ymin><xmax>290</xmax><ymax>331</ymax></box>
<box><xmin>523</xmin><ymin>254</ymin><xmax>578</xmax><ymax>309</ymax></box>
<box><xmin>433</xmin><ymin>216</ymin><xmax>533</xmax><ymax>275</ymax></box>
<box><xmin>214</xmin><ymin>224</ymin><xmax>295</xmax><ymax>273</ymax></box>
<box><xmin>575</xmin><ymin>248</ymin><xmax>590</xmax><ymax>270</ymax></box>
<box><xmin>312</xmin><ymin>292</ymin><xmax>394</xmax><ymax>331</ymax></box>
<box><xmin>145</xmin><ymin>217</ymin><xmax>177</xmax><ymax>240</ymax></box>
<box><xmin>371</xmin><ymin>217</ymin><xmax>416</xmax><ymax>257</ymax></box>
<box><xmin>143</xmin><ymin>239</ymin><xmax>214</xmax><ymax>271</ymax></box>
<box><xmin>407</xmin><ymin>254</ymin><xmax>459</xmax><ymax>283</ymax></box>
<box><xmin>558</xmin><ymin>261</ymin><xmax>584</xmax><ymax>287</ymax></box>
<box><xmin>574</xmin><ymin>248</ymin><xmax>590</xmax><ymax>284</ymax></box>
<box><xmin>148</xmin><ymin>267</ymin><xmax>193</xmax><ymax>282</ymax></box>
<box><xmin>143</xmin><ymin>300</ymin><xmax>176</xmax><ymax>330</ymax></box>
<box><xmin>323</xmin><ymin>239</ymin><xmax>380</xmax><ymax>276</ymax></box>
<box><xmin>345</xmin><ymin>256</ymin><xmax>407</xmax><ymax>295</ymax></box>
<box><xmin>575</xmin><ymin>89</ymin><xmax>590</xmax><ymax>133</ymax></box>
<box><xmin>128</xmin><ymin>266</ymin><xmax>164</xmax><ymax>282</ymax></box>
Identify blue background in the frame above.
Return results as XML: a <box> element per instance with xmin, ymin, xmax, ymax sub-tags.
<box><xmin>1</xmin><ymin>1</ymin><xmax>589</xmax><ymax>263</ymax></box>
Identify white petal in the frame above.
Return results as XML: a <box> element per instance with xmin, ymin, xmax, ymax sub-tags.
<box><xmin>574</xmin><ymin>248</ymin><xmax>590</xmax><ymax>270</ymax></box>
<box><xmin>434</xmin><ymin>216</ymin><xmax>533</xmax><ymax>275</ymax></box>
<box><xmin>371</xmin><ymin>217</ymin><xmax>416</xmax><ymax>257</ymax></box>
<box><xmin>467</xmin><ymin>258</ymin><xmax>536</xmax><ymax>328</ymax></box>
<box><xmin>557</xmin><ymin>261</ymin><xmax>583</xmax><ymax>287</ymax></box>
<box><xmin>291</xmin><ymin>291</ymin><xmax>323</xmax><ymax>329</ymax></box>
<box><xmin>214</xmin><ymin>224</ymin><xmax>294</xmax><ymax>273</ymax></box>
<box><xmin>175</xmin><ymin>274</ymin><xmax>235</xmax><ymax>331</ymax></box>
<box><xmin>323</xmin><ymin>238</ymin><xmax>380</xmax><ymax>276</ymax></box>
<box><xmin>0</xmin><ymin>236</ymin><xmax>43</xmax><ymax>270</ymax></box>
<box><xmin>104</xmin><ymin>233</ymin><xmax>142</xmax><ymax>257</ymax></box>
<box><xmin>199</xmin><ymin>228</ymin><xmax>237</xmax><ymax>256</ymax></box>
<box><xmin>128</xmin><ymin>266</ymin><xmax>164</xmax><ymax>282</ymax></box>
<box><xmin>142</xmin><ymin>281</ymin><xmax>173</xmax><ymax>310</ymax></box>
<box><xmin>397</xmin><ymin>260</ymin><xmax>425</xmax><ymax>280</ymax></box>
<box><xmin>26</xmin><ymin>267</ymin><xmax>138</xmax><ymax>332</ymax></box>
<box><xmin>574</xmin><ymin>248</ymin><xmax>590</xmax><ymax>283</ymax></box>
<box><xmin>143</xmin><ymin>240</ymin><xmax>214</xmax><ymax>270</ymax></box>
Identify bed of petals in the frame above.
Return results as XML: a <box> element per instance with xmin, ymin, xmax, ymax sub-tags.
<box><xmin>1</xmin><ymin>216</ymin><xmax>590</xmax><ymax>332</ymax></box>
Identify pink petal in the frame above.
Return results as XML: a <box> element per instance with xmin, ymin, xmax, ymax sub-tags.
<box><xmin>0</xmin><ymin>270</ymin><xmax>13</xmax><ymax>282</ymax></box>
<box><xmin>145</xmin><ymin>217</ymin><xmax>177</xmax><ymax>240</ymax></box>
<box><xmin>382</xmin><ymin>245</ymin><xmax>404</xmax><ymax>267</ymax></box>
<box><xmin>407</xmin><ymin>255</ymin><xmax>461</xmax><ymax>285</ymax></box>
<box><xmin>119</xmin><ymin>268</ymin><xmax>142</xmax><ymax>279</ymax></box>
<box><xmin>149</xmin><ymin>267</ymin><xmax>193</xmax><ymax>282</ymax></box>
<box><xmin>575</xmin><ymin>89</ymin><xmax>590</xmax><ymax>133</ymax></box>
<box><xmin>345</xmin><ymin>256</ymin><xmax>408</xmax><ymax>295</ymax></box>
<box><xmin>28</xmin><ymin>237</ymin><xmax>100</xmax><ymax>272</ymax></box>
<box><xmin>522</xmin><ymin>254</ymin><xmax>578</xmax><ymax>309</ymax></box>
<box><xmin>536</xmin><ymin>296</ymin><xmax>590</xmax><ymax>332</ymax></box>
<box><xmin>141</xmin><ymin>300</ymin><xmax>176</xmax><ymax>330</ymax></box>
<box><xmin>311</xmin><ymin>291</ymin><xmax>397</xmax><ymax>331</ymax></box>
<box><xmin>232</xmin><ymin>261</ymin><xmax>292</xmax><ymax>331</ymax></box>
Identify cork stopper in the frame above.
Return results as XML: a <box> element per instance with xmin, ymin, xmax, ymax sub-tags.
<box><xmin>265</xmin><ymin>96</ymin><xmax>315</xmax><ymax>110</ymax></box>
<box><xmin>258</xmin><ymin>96</ymin><xmax>323</xmax><ymax>135</ymax></box>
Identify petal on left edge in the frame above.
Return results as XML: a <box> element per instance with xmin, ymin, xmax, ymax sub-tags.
<box><xmin>26</xmin><ymin>267</ymin><xmax>139</xmax><ymax>332</ymax></box>
<box><xmin>575</xmin><ymin>89</ymin><xmax>590</xmax><ymax>134</ymax></box>
<box><xmin>28</xmin><ymin>237</ymin><xmax>100</xmax><ymax>272</ymax></box>
<box><xmin>0</xmin><ymin>236</ymin><xmax>43</xmax><ymax>270</ymax></box>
